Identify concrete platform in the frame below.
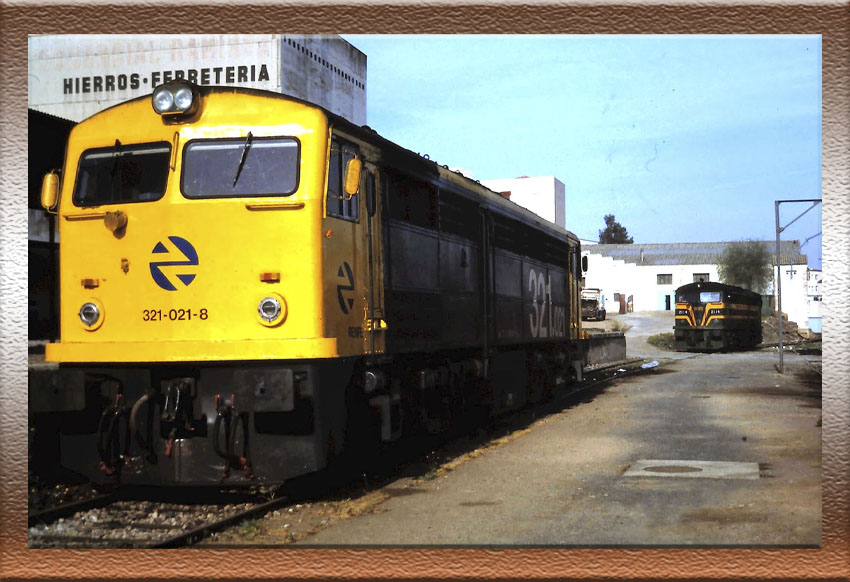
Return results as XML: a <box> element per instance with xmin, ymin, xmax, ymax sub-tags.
<box><xmin>292</xmin><ymin>350</ymin><xmax>820</xmax><ymax>546</ymax></box>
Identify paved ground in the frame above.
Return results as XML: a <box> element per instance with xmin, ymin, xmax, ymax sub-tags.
<box><xmin>584</xmin><ymin>310</ymin><xmax>684</xmax><ymax>360</ymax></box>
<box><xmin>195</xmin><ymin>312</ymin><xmax>821</xmax><ymax>547</ymax></box>
<box><xmin>290</xmin><ymin>348</ymin><xmax>821</xmax><ymax>546</ymax></box>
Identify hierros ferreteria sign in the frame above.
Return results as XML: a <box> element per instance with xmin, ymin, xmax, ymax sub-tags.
<box><xmin>63</xmin><ymin>64</ymin><xmax>272</xmax><ymax>95</ymax></box>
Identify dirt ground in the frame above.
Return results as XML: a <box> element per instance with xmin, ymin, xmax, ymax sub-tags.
<box><xmin>584</xmin><ymin>311</ymin><xmax>812</xmax><ymax>351</ymax></box>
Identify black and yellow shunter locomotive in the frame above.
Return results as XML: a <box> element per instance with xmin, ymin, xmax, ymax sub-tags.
<box><xmin>674</xmin><ymin>281</ymin><xmax>762</xmax><ymax>351</ymax></box>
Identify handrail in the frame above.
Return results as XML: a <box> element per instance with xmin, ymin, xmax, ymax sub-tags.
<box><xmin>63</xmin><ymin>212</ymin><xmax>107</xmax><ymax>221</ymax></box>
<box><xmin>244</xmin><ymin>201</ymin><xmax>305</xmax><ymax>211</ymax></box>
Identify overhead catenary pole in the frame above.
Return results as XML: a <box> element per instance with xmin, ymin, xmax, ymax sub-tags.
<box><xmin>775</xmin><ymin>202</ymin><xmax>783</xmax><ymax>373</ymax></box>
<box><xmin>774</xmin><ymin>198</ymin><xmax>822</xmax><ymax>374</ymax></box>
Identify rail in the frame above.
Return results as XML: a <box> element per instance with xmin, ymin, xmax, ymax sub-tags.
<box><xmin>28</xmin><ymin>491</ymin><xmax>291</xmax><ymax>548</ymax></box>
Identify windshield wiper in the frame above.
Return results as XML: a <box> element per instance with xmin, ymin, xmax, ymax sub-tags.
<box><xmin>109</xmin><ymin>139</ymin><xmax>123</xmax><ymax>177</ymax></box>
<box><xmin>232</xmin><ymin>132</ymin><xmax>253</xmax><ymax>188</ymax></box>
<box><xmin>109</xmin><ymin>139</ymin><xmax>123</xmax><ymax>202</ymax></box>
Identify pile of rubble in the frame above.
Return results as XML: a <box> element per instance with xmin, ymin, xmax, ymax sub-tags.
<box><xmin>761</xmin><ymin>315</ymin><xmax>806</xmax><ymax>344</ymax></box>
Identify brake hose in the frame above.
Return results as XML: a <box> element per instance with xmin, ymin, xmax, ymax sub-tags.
<box><xmin>96</xmin><ymin>395</ymin><xmax>127</xmax><ymax>476</ymax></box>
<box><xmin>128</xmin><ymin>392</ymin><xmax>157</xmax><ymax>463</ymax></box>
<box><xmin>228</xmin><ymin>412</ymin><xmax>254</xmax><ymax>479</ymax></box>
<box><xmin>212</xmin><ymin>394</ymin><xmax>254</xmax><ymax>479</ymax></box>
<box><xmin>213</xmin><ymin>406</ymin><xmax>232</xmax><ymax>461</ymax></box>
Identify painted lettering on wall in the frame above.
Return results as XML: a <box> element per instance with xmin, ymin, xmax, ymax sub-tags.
<box><xmin>62</xmin><ymin>64</ymin><xmax>271</xmax><ymax>95</ymax></box>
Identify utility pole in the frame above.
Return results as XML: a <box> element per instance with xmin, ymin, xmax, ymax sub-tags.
<box><xmin>774</xmin><ymin>198</ymin><xmax>821</xmax><ymax>374</ymax></box>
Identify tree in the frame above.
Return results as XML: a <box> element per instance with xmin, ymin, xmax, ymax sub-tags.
<box><xmin>598</xmin><ymin>214</ymin><xmax>634</xmax><ymax>244</ymax></box>
<box><xmin>716</xmin><ymin>240</ymin><xmax>772</xmax><ymax>293</ymax></box>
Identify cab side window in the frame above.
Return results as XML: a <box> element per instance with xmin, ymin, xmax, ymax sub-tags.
<box><xmin>327</xmin><ymin>137</ymin><xmax>359</xmax><ymax>222</ymax></box>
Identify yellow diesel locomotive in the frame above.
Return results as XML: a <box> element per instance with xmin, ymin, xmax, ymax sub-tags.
<box><xmin>33</xmin><ymin>81</ymin><xmax>586</xmax><ymax>485</ymax></box>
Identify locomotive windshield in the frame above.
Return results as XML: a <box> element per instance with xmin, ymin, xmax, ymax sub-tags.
<box><xmin>73</xmin><ymin>141</ymin><xmax>170</xmax><ymax>207</ymax></box>
<box><xmin>182</xmin><ymin>137</ymin><xmax>299</xmax><ymax>198</ymax></box>
<box><xmin>700</xmin><ymin>291</ymin><xmax>722</xmax><ymax>303</ymax></box>
<box><xmin>677</xmin><ymin>289</ymin><xmax>723</xmax><ymax>303</ymax></box>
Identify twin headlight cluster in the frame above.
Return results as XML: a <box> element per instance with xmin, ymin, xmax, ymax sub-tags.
<box><xmin>151</xmin><ymin>81</ymin><xmax>200</xmax><ymax>117</ymax></box>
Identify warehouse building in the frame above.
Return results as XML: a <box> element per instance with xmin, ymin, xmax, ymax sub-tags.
<box><xmin>28</xmin><ymin>34</ymin><xmax>366</xmax><ymax>123</ymax></box>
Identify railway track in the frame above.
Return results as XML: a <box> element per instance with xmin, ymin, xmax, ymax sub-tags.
<box><xmin>28</xmin><ymin>490</ymin><xmax>291</xmax><ymax>548</ymax></box>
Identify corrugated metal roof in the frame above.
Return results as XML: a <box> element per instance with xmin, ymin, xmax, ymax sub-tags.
<box><xmin>586</xmin><ymin>241</ymin><xmax>806</xmax><ymax>266</ymax></box>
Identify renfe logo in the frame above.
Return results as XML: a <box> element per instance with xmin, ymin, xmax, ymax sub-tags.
<box><xmin>150</xmin><ymin>236</ymin><xmax>199</xmax><ymax>291</ymax></box>
<box><xmin>337</xmin><ymin>261</ymin><xmax>355</xmax><ymax>314</ymax></box>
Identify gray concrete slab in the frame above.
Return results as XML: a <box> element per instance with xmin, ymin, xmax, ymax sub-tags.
<box><xmin>624</xmin><ymin>459</ymin><xmax>760</xmax><ymax>480</ymax></box>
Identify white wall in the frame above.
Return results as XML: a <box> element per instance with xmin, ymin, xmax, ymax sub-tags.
<box><xmin>773</xmin><ymin>264</ymin><xmax>810</xmax><ymax>330</ymax></box>
<box><xmin>583</xmin><ymin>249</ymin><xmax>811</xmax><ymax>328</ymax></box>
<box><xmin>806</xmin><ymin>269</ymin><xmax>822</xmax><ymax>332</ymax></box>
<box><xmin>582</xmin><ymin>252</ymin><xmax>720</xmax><ymax>314</ymax></box>
<box><xmin>28</xmin><ymin>34</ymin><xmax>366</xmax><ymax>124</ymax></box>
<box><xmin>581</xmin><ymin>253</ymin><xmax>638</xmax><ymax>314</ymax></box>
<box><xmin>278</xmin><ymin>35</ymin><xmax>366</xmax><ymax>125</ymax></box>
<box><xmin>480</xmin><ymin>176</ymin><xmax>565</xmax><ymax>228</ymax></box>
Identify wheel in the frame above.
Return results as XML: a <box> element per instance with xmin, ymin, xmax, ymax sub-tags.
<box><xmin>599</xmin><ymin>310</ymin><xmax>606</xmax><ymax>321</ymax></box>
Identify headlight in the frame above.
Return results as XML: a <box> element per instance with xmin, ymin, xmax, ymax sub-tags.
<box><xmin>173</xmin><ymin>86</ymin><xmax>194</xmax><ymax>110</ymax></box>
<box><xmin>79</xmin><ymin>302</ymin><xmax>99</xmax><ymax>325</ymax></box>
<box><xmin>152</xmin><ymin>88</ymin><xmax>174</xmax><ymax>113</ymax></box>
<box><xmin>258</xmin><ymin>297</ymin><xmax>281</xmax><ymax>321</ymax></box>
<box><xmin>257</xmin><ymin>291</ymin><xmax>288</xmax><ymax>327</ymax></box>
<box><xmin>151</xmin><ymin>81</ymin><xmax>199</xmax><ymax>116</ymax></box>
<box><xmin>257</xmin><ymin>293</ymin><xmax>287</xmax><ymax>327</ymax></box>
<box><xmin>78</xmin><ymin>301</ymin><xmax>104</xmax><ymax>330</ymax></box>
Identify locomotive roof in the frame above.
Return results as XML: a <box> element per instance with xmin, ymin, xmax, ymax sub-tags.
<box><xmin>324</xmin><ymin>102</ymin><xmax>581</xmax><ymax>247</ymax></box>
<box><xmin>83</xmin><ymin>85</ymin><xmax>580</xmax><ymax>247</ymax></box>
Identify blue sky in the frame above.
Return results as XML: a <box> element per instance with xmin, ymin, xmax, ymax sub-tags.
<box><xmin>342</xmin><ymin>35</ymin><xmax>822</xmax><ymax>269</ymax></box>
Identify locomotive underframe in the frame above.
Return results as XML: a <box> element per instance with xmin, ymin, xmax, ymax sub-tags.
<box><xmin>31</xmin><ymin>360</ymin><xmax>351</xmax><ymax>485</ymax></box>
<box><xmin>31</xmin><ymin>340</ymin><xmax>584</xmax><ymax>485</ymax></box>
<box><xmin>673</xmin><ymin>323</ymin><xmax>762</xmax><ymax>352</ymax></box>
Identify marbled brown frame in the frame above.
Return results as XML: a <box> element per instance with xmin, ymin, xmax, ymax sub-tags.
<box><xmin>2</xmin><ymin>4</ymin><xmax>847</xmax><ymax>580</ymax></box>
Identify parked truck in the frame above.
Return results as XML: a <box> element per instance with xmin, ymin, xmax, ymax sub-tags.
<box><xmin>581</xmin><ymin>288</ymin><xmax>606</xmax><ymax>321</ymax></box>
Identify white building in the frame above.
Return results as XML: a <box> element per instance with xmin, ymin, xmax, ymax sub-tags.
<box><xmin>582</xmin><ymin>241</ymin><xmax>813</xmax><ymax>330</ymax></box>
<box><xmin>806</xmin><ymin>268</ymin><xmax>823</xmax><ymax>334</ymax></box>
<box><xmin>480</xmin><ymin>176</ymin><xmax>566</xmax><ymax>229</ymax></box>
<box><xmin>28</xmin><ymin>34</ymin><xmax>366</xmax><ymax>124</ymax></box>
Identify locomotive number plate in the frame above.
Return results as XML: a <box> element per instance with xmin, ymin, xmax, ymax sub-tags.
<box><xmin>143</xmin><ymin>308</ymin><xmax>209</xmax><ymax>322</ymax></box>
